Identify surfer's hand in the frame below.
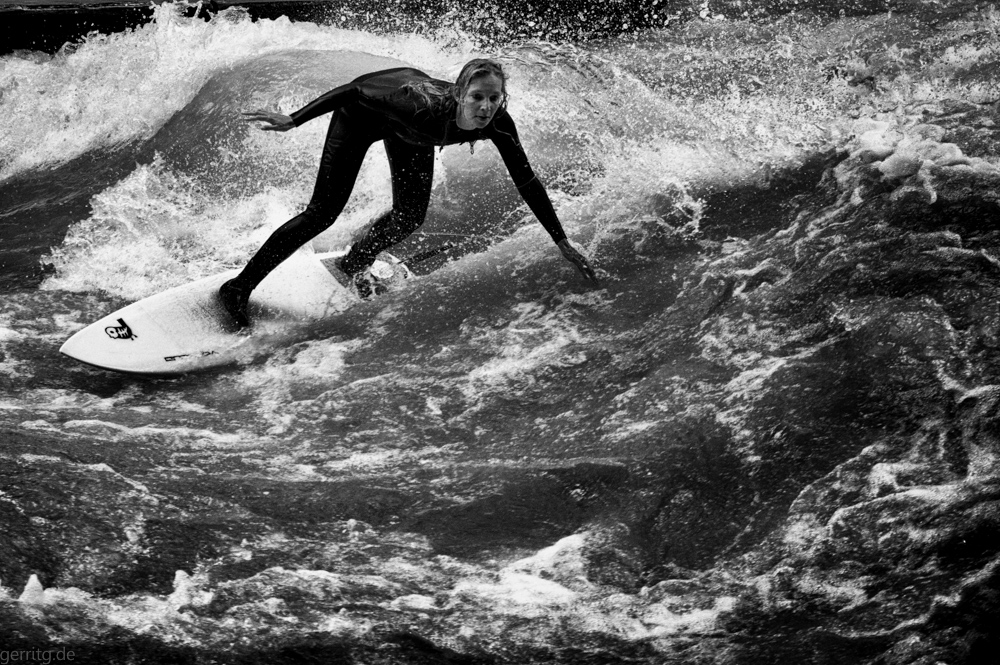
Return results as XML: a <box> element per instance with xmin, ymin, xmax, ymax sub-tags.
<box><xmin>242</xmin><ymin>109</ymin><xmax>295</xmax><ymax>132</ymax></box>
<box><xmin>557</xmin><ymin>239</ymin><xmax>598</xmax><ymax>285</ymax></box>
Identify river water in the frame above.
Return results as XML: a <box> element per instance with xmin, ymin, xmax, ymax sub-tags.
<box><xmin>2</xmin><ymin>3</ymin><xmax>998</xmax><ymax>663</ymax></box>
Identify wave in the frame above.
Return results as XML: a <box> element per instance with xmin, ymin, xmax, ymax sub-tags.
<box><xmin>3</xmin><ymin>7</ymin><xmax>1000</xmax><ymax>663</ymax></box>
<box><xmin>24</xmin><ymin>59</ymin><xmax>818</xmax><ymax>301</ymax></box>
<box><xmin>0</xmin><ymin>3</ymin><xmax>477</xmax><ymax>181</ymax></box>
<box><xmin>11</xmin><ymin>2</ymin><xmax>996</xmax><ymax>304</ymax></box>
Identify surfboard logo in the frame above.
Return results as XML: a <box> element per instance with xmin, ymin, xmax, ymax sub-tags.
<box><xmin>105</xmin><ymin>318</ymin><xmax>137</xmax><ymax>341</ymax></box>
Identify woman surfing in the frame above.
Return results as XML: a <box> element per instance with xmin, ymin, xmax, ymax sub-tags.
<box><xmin>221</xmin><ymin>58</ymin><xmax>597</xmax><ymax>328</ymax></box>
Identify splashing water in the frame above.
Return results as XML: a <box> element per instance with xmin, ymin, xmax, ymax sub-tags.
<box><xmin>2</xmin><ymin>2</ymin><xmax>1000</xmax><ymax>662</ymax></box>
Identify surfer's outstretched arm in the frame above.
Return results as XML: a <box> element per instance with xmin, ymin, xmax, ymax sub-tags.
<box><xmin>241</xmin><ymin>69</ymin><xmax>426</xmax><ymax>131</ymax></box>
<box><xmin>514</xmin><ymin>176</ymin><xmax>597</xmax><ymax>283</ymax></box>
<box><xmin>490</xmin><ymin>114</ymin><xmax>598</xmax><ymax>284</ymax></box>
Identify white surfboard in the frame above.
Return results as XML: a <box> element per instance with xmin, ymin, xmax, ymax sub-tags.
<box><xmin>59</xmin><ymin>250</ymin><xmax>411</xmax><ymax>375</ymax></box>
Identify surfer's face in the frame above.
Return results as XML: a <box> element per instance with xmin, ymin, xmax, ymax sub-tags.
<box><xmin>456</xmin><ymin>74</ymin><xmax>503</xmax><ymax>130</ymax></box>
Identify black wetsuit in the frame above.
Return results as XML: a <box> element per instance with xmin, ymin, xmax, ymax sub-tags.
<box><xmin>233</xmin><ymin>66</ymin><xmax>567</xmax><ymax>291</ymax></box>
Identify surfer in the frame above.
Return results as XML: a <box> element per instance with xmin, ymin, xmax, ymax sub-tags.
<box><xmin>220</xmin><ymin>59</ymin><xmax>597</xmax><ymax>328</ymax></box>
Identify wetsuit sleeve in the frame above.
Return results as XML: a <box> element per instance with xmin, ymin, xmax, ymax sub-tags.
<box><xmin>289</xmin><ymin>82</ymin><xmax>363</xmax><ymax>127</ymax></box>
<box><xmin>490</xmin><ymin>113</ymin><xmax>568</xmax><ymax>244</ymax></box>
<box><xmin>289</xmin><ymin>68</ymin><xmax>427</xmax><ymax>127</ymax></box>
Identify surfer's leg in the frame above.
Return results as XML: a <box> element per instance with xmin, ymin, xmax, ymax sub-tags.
<box><xmin>339</xmin><ymin>136</ymin><xmax>434</xmax><ymax>277</ymax></box>
<box><xmin>220</xmin><ymin>111</ymin><xmax>375</xmax><ymax>326</ymax></box>
<box><xmin>240</xmin><ymin>114</ymin><xmax>374</xmax><ymax>287</ymax></box>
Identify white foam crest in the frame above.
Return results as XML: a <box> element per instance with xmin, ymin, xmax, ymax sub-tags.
<box><xmin>10</xmin><ymin>387</ymin><xmax>133</xmax><ymax>412</ymax></box>
<box><xmin>60</xmin><ymin>419</ymin><xmax>244</xmax><ymax>447</ymax></box>
<box><xmin>505</xmin><ymin>37</ymin><xmax>836</xmax><ymax>196</ymax></box>
<box><xmin>235</xmin><ymin>337</ymin><xmax>359</xmax><ymax>434</ymax></box>
<box><xmin>500</xmin><ymin>52</ymin><xmax>674</xmax><ymax>161</ymax></box>
<box><xmin>0</xmin><ymin>325</ymin><xmax>22</xmax><ymax>343</ymax></box>
<box><xmin>497</xmin><ymin>61</ymin><xmax>833</xmax><ymax>267</ymax></box>
<box><xmin>41</xmin><ymin>155</ymin><xmax>297</xmax><ymax>297</ymax></box>
<box><xmin>0</xmin><ymin>2</ymin><xmax>480</xmax><ymax>181</ymax></box>
<box><xmin>459</xmin><ymin>300</ymin><xmax>589</xmax><ymax>401</ymax></box>
<box><xmin>0</xmin><ymin>324</ymin><xmax>28</xmax><ymax>378</ymax></box>
<box><xmin>241</xmin><ymin>337</ymin><xmax>357</xmax><ymax>386</ymax></box>
<box><xmin>41</xmin><ymin>141</ymin><xmax>444</xmax><ymax>299</ymax></box>
<box><xmin>319</xmin><ymin>446</ymin><xmax>452</xmax><ymax>475</ymax></box>
<box><xmin>8</xmin><ymin>569</ymin><xmax>219</xmax><ymax>641</ymax></box>
<box><xmin>552</xmin><ymin>141</ymin><xmax>706</xmax><ymax>262</ymax></box>
<box><xmin>448</xmin><ymin>533</ymin><xmax>735</xmax><ymax>641</ymax></box>
<box><xmin>3</xmin><ymin>535</ymin><xmax>732</xmax><ymax>652</ymax></box>
<box><xmin>454</xmin><ymin>571</ymin><xmax>579</xmax><ymax>618</ymax></box>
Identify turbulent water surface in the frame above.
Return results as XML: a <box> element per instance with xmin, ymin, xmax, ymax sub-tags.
<box><xmin>2</xmin><ymin>2</ymin><xmax>1000</xmax><ymax>663</ymax></box>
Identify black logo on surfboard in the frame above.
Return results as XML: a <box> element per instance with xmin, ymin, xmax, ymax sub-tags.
<box><xmin>105</xmin><ymin>318</ymin><xmax>137</xmax><ymax>341</ymax></box>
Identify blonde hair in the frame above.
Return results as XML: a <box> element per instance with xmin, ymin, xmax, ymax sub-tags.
<box><xmin>404</xmin><ymin>58</ymin><xmax>509</xmax><ymax>115</ymax></box>
<box><xmin>452</xmin><ymin>58</ymin><xmax>509</xmax><ymax>111</ymax></box>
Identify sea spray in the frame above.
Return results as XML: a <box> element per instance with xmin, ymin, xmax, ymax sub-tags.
<box><xmin>26</xmin><ymin>8</ymin><xmax>895</xmax><ymax>307</ymax></box>
<box><xmin>18</xmin><ymin>574</ymin><xmax>45</xmax><ymax>605</ymax></box>
<box><xmin>0</xmin><ymin>1</ymin><xmax>477</xmax><ymax>181</ymax></box>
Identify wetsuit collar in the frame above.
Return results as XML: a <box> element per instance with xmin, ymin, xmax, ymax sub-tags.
<box><xmin>444</xmin><ymin>116</ymin><xmax>485</xmax><ymax>146</ymax></box>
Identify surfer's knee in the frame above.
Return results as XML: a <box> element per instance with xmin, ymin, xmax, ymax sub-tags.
<box><xmin>293</xmin><ymin>203</ymin><xmax>339</xmax><ymax>235</ymax></box>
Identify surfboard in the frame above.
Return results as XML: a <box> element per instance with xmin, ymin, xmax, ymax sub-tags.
<box><xmin>59</xmin><ymin>250</ymin><xmax>411</xmax><ymax>375</ymax></box>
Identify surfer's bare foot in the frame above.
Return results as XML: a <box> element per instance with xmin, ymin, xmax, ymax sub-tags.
<box><xmin>219</xmin><ymin>279</ymin><xmax>250</xmax><ymax>328</ymax></box>
<box><xmin>332</xmin><ymin>255</ymin><xmax>374</xmax><ymax>300</ymax></box>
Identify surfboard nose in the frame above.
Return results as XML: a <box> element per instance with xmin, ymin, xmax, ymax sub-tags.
<box><xmin>57</xmin><ymin>250</ymin><xmax>376</xmax><ymax>375</ymax></box>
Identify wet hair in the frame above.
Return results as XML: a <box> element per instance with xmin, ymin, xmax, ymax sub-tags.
<box><xmin>404</xmin><ymin>58</ymin><xmax>509</xmax><ymax>116</ymax></box>
<box><xmin>452</xmin><ymin>58</ymin><xmax>509</xmax><ymax>110</ymax></box>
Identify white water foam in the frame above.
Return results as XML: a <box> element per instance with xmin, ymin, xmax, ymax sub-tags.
<box><xmin>0</xmin><ymin>2</ymin><xmax>480</xmax><ymax>181</ymax></box>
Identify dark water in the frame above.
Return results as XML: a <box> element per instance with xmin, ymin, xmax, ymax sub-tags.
<box><xmin>2</xmin><ymin>3</ymin><xmax>999</xmax><ymax>663</ymax></box>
